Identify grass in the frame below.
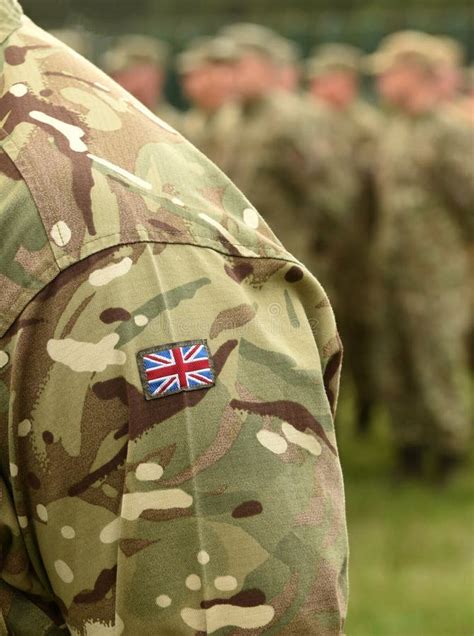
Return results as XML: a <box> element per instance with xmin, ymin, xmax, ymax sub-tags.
<box><xmin>336</xmin><ymin>386</ymin><xmax>474</xmax><ymax>636</ymax></box>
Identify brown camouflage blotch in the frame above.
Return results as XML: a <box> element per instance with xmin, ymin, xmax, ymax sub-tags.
<box><xmin>160</xmin><ymin>404</ymin><xmax>242</xmax><ymax>488</ymax></box>
<box><xmin>285</xmin><ymin>265</ymin><xmax>304</xmax><ymax>283</ymax></box>
<box><xmin>99</xmin><ymin>308</ymin><xmax>132</xmax><ymax>324</ymax></box>
<box><xmin>68</xmin><ymin>443</ymin><xmax>128</xmax><ymax>497</ymax></box>
<box><xmin>209</xmin><ymin>304</ymin><xmax>256</xmax><ymax>339</ymax></box>
<box><xmin>230</xmin><ymin>399</ymin><xmax>336</xmax><ymax>455</ymax></box>
<box><xmin>42</xmin><ymin>431</ymin><xmax>54</xmax><ymax>444</ymax></box>
<box><xmin>201</xmin><ymin>588</ymin><xmax>266</xmax><ymax>610</ymax></box>
<box><xmin>4</xmin><ymin>44</ymin><xmax>49</xmax><ymax>65</ymax></box>
<box><xmin>73</xmin><ymin>566</ymin><xmax>117</xmax><ymax>604</ymax></box>
<box><xmin>224</xmin><ymin>262</ymin><xmax>254</xmax><ymax>283</ymax></box>
<box><xmin>231</xmin><ymin>500</ymin><xmax>263</xmax><ymax>518</ymax></box>
<box><xmin>119</xmin><ymin>539</ymin><xmax>157</xmax><ymax>558</ymax></box>
<box><xmin>323</xmin><ymin>349</ymin><xmax>343</xmax><ymax>416</ymax></box>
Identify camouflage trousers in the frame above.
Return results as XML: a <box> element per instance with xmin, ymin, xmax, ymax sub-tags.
<box><xmin>377</xmin><ymin>270</ymin><xmax>471</xmax><ymax>455</ymax></box>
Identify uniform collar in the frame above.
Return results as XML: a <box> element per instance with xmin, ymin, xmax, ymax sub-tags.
<box><xmin>0</xmin><ymin>0</ymin><xmax>23</xmax><ymax>44</ymax></box>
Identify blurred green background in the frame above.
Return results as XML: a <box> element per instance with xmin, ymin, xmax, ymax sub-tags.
<box><xmin>337</xmin><ymin>388</ymin><xmax>473</xmax><ymax>635</ymax></box>
<box><xmin>20</xmin><ymin>1</ymin><xmax>474</xmax><ymax>634</ymax></box>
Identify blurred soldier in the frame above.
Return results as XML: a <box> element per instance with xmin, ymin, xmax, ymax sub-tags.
<box><xmin>177</xmin><ymin>36</ymin><xmax>241</xmax><ymax>170</ymax></box>
<box><xmin>458</xmin><ymin>65</ymin><xmax>474</xmax><ymax>124</ymax></box>
<box><xmin>431</xmin><ymin>42</ymin><xmax>474</xmax><ymax>373</ymax></box>
<box><xmin>456</xmin><ymin>66</ymin><xmax>474</xmax><ymax>371</ymax></box>
<box><xmin>432</xmin><ymin>36</ymin><xmax>464</xmax><ymax>105</ymax></box>
<box><xmin>218</xmin><ymin>23</ymin><xmax>317</xmax><ymax>266</ymax></box>
<box><xmin>307</xmin><ymin>44</ymin><xmax>362</xmax><ymax>110</ymax></box>
<box><xmin>0</xmin><ymin>1</ymin><xmax>349</xmax><ymax>633</ymax></box>
<box><xmin>49</xmin><ymin>28</ymin><xmax>92</xmax><ymax>59</ymax></box>
<box><xmin>368</xmin><ymin>32</ymin><xmax>474</xmax><ymax>481</ymax></box>
<box><xmin>101</xmin><ymin>34</ymin><xmax>179</xmax><ymax>126</ymax></box>
<box><xmin>272</xmin><ymin>36</ymin><xmax>302</xmax><ymax>93</ymax></box>
<box><xmin>305</xmin><ymin>43</ymin><xmax>381</xmax><ymax>434</ymax></box>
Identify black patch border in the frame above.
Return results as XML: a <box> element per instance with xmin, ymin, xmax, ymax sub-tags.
<box><xmin>137</xmin><ymin>339</ymin><xmax>216</xmax><ymax>401</ymax></box>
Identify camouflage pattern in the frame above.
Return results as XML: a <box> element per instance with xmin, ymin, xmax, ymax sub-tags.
<box><xmin>179</xmin><ymin>103</ymin><xmax>241</xmax><ymax>173</ymax></box>
<box><xmin>305</xmin><ymin>96</ymin><xmax>381</xmax><ymax>422</ymax></box>
<box><xmin>222</xmin><ymin>92</ymin><xmax>318</xmax><ymax>269</ymax></box>
<box><xmin>373</xmin><ymin>107</ymin><xmax>474</xmax><ymax>454</ymax></box>
<box><xmin>0</xmin><ymin>4</ymin><xmax>348</xmax><ymax>634</ymax></box>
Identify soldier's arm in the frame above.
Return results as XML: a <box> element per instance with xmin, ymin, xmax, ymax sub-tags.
<box><xmin>435</xmin><ymin>117</ymin><xmax>474</xmax><ymax>240</ymax></box>
<box><xmin>0</xmin><ymin>240</ymin><xmax>347</xmax><ymax>635</ymax></box>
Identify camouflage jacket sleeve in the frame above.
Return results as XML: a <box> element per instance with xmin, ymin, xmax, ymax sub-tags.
<box><xmin>0</xmin><ymin>240</ymin><xmax>347</xmax><ymax>635</ymax></box>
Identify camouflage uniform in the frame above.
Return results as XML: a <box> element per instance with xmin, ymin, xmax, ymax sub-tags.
<box><xmin>305</xmin><ymin>45</ymin><xmax>382</xmax><ymax>429</ymax></box>
<box><xmin>368</xmin><ymin>37</ymin><xmax>474</xmax><ymax>465</ymax></box>
<box><xmin>457</xmin><ymin>66</ymin><xmax>474</xmax><ymax>369</ymax></box>
<box><xmin>218</xmin><ymin>25</ymin><xmax>317</xmax><ymax>269</ymax></box>
<box><xmin>0</xmin><ymin>3</ymin><xmax>348</xmax><ymax>634</ymax></box>
<box><xmin>101</xmin><ymin>34</ymin><xmax>180</xmax><ymax>127</ymax></box>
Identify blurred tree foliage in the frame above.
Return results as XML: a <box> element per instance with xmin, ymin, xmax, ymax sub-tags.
<box><xmin>22</xmin><ymin>0</ymin><xmax>474</xmax><ymax>58</ymax></box>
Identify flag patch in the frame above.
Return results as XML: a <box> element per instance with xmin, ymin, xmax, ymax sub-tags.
<box><xmin>137</xmin><ymin>340</ymin><xmax>215</xmax><ymax>400</ymax></box>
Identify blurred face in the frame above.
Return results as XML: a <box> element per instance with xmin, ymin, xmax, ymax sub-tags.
<box><xmin>377</xmin><ymin>63</ymin><xmax>438</xmax><ymax>113</ymax></box>
<box><xmin>112</xmin><ymin>63</ymin><xmax>163</xmax><ymax>110</ymax></box>
<box><xmin>276</xmin><ymin>64</ymin><xmax>301</xmax><ymax>92</ymax></box>
<box><xmin>182</xmin><ymin>63</ymin><xmax>237</xmax><ymax>112</ymax></box>
<box><xmin>436</xmin><ymin>65</ymin><xmax>462</xmax><ymax>102</ymax></box>
<box><xmin>309</xmin><ymin>71</ymin><xmax>358</xmax><ymax>109</ymax></box>
<box><xmin>377</xmin><ymin>65</ymin><xmax>415</xmax><ymax>104</ymax></box>
<box><xmin>181</xmin><ymin>66</ymin><xmax>209</xmax><ymax>107</ymax></box>
<box><xmin>235</xmin><ymin>53</ymin><xmax>277</xmax><ymax>101</ymax></box>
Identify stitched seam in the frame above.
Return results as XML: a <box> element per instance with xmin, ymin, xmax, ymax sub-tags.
<box><xmin>0</xmin><ymin>1</ymin><xmax>23</xmax><ymax>45</ymax></box>
<box><xmin>0</xmin><ymin>239</ymin><xmax>300</xmax><ymax>337</ymax></box>
<box><xmin>1</xmin><ymin>133</ymin><xmax>288</xmax><ymax>263</ymax></box>
<box><xmin>0</xmin><ymin>131</ymin><xmax>61</xmax><ymax>272</ymax></box>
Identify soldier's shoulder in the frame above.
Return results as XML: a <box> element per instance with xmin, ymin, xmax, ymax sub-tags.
<box><xmin>155</xmin><ymin>101</ymin><xmax>182</xmax><ymax>129</ymax></box>
<box><xmin>431</xmin><ymin>105</ymin><xmax>474</xmax><ymax>144</ymax></box>
<box><xmin>0</xmin><ymin>19</ymin><xmax>294</xmax><ymax>337</ymax></box>
<box><xmin>351</xmin><ymin>100</ymin><xmax>383</xmax><ymax>132</ymax></box>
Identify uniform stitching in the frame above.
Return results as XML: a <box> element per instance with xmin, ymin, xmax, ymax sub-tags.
<box><xmin>0</xmin><ymin>240</ymin><xmax>301</xmax><ymax>337</ymax></box>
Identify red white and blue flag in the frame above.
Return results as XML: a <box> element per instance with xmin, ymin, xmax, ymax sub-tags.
<box><xmin>137</xmin><ymin>340</ymin><xmax>215</xmax><ymax>400</ymax></box>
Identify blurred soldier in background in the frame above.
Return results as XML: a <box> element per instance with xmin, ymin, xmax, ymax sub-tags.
<box><xmin>101</xmin><ymin>34</ymin><xmax>179</xmax><ymax>126</ymax></box>
<box><xmin>458</xmin><ymin>65</ymin><xmax>474</xmax><ymax>124</ymax></box>
<box><xmin>432</xmin><ymin>36</ymin><xmax>464</xmax><ymax>105</ymax></box>
<box><xmin>272</xmin><ymin>36</ymin><xmax>302</xmax><ymax>93</ymax></box>
<box><xmin>456</xmin><ymin>65</ymin><xmax>474</xmax><ymax>370</ymax></box>
<box><xmin>305</xmin><ymin>44</ymin><xmax>381</xmax><ymax>434</ymax></box>
<box><xmin>177</xmin><ymin>36</ymin><xmax>241</xmax><ymax>169</ymax></box>
<box><xmin>219</xmin><ymin>23</ymin><xmax>316</xmax><ymax>265</ymax></box>
<box><xmin>369</xmin><ymin>31</ymin><xmax>474</xmax><ymax>482</ymax></box>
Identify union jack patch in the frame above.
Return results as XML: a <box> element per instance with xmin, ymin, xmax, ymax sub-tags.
<box><xmin>137</xmin><ymin>340</ymin><xmax>215</xmax><ymax>400</ymax></box>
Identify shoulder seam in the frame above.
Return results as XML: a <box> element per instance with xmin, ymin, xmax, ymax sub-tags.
<box><xmin>0</xmin><ymin>238</ymin><xmax>299</xmax><ymax>338</ymax></box>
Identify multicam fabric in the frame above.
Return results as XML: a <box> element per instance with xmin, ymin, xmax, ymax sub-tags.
<box><xmin>0</xmin><ymin>3</ymin><xmax>348</xmax><ymax>634</ymax></box>
<box><xmin>305</xmin><ymin>98</ymin><xmax>381</xmax><ymax>418</ymax></box>
<box><xmin>222</xmin><ymin>91</ymin><xmax>319</xmax><ymax>269</ymax></box>
<box><xmin>373</xmin><ymin>109</ymin><xmax>474</xmax><ymax>453</ymax></box>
